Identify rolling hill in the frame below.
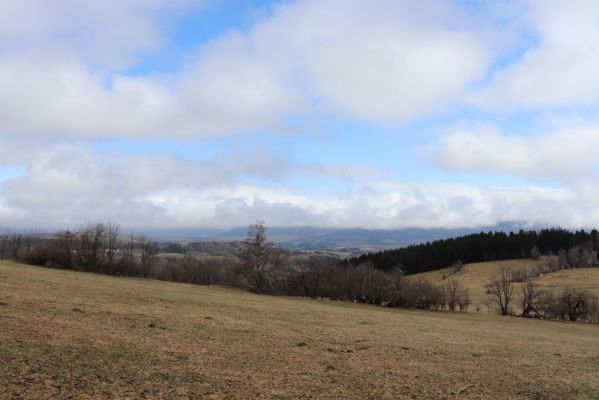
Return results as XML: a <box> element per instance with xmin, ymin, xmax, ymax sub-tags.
<box><xmin>406</xmin><ymin>258</ymin><xmax>599</xmax><ymax>312</ymax></box>
<box><xmin>1</xmin><ymin>261</ymin><xmax>599</xmax><ymax>399</ymax></box>
<box><xmin>405</xmin><ymin>258</ymin><xmax>545</xmax><ymax>308</ymax></box>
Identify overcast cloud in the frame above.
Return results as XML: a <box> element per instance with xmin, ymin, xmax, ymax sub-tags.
<box><xmin>1</xmin><ymin>0</ymin><xmax>599</xmax><ymax>230</ymax></box>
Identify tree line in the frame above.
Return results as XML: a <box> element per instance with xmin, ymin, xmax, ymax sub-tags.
<box><xmin>348</xmin><ymin>228</ymin><xmax>599</xmax><ymax>274</ymax></box>
<box><xmin>485</xmin><ymin>267</ymin><xmax>599</xmax><ymax>323</ymax></box>
<box><xmin>2</xmin><ymin>222</ymin><xmax>598</xmax><ymax>324</ymax></box>
<box><xmin>232</xmin><ymin>223</ymin><xmax>471</xmax><ymax>310</ymax></box>
<box><xmin>0</xmin><ymin>222</ymin><xmax>471</xmax><ymax>312</ymax></box>
<box><xmin>1</xmin><ymin>223</ymin><xmax>158</xmax><ymax>278</ymax></box>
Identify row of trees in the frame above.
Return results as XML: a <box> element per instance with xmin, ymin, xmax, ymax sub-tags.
<box><xmin>485</xmin><ymin>268</ymin><xmax>599</xmax><ymax>323</ymax></box>
<box><xmin>350</xmin><ymin>229</ymin><xmax>599</xmax><ymax>274</ymax></box>
<box><xmin>1</xmin><ymin>223</ymin><xmax>158</xmax><ymax>278</ymax></box>
<box><xmin>234</xmin><ymin>223</ymin><xmax>471</xmax><ymax>311</ymax></box>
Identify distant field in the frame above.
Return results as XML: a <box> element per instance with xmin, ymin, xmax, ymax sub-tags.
<box><xmin>406</xmin><ymin>259</ymin><xmax>544</xmax><ymax>309</ymax></box>
<box><xmin>535</xmin><ymin>268</ymin><xmax>599</xmax><ymax>295</ymax></box>
<box><xmin>1</xmin><ymin>261</ymin><xmax>599</xmax><ymax>399</ymax></box>
<box><xmin>407</xmin><ymin>258</ymin><xmax>599</xmax><ymax>312</ymax></box>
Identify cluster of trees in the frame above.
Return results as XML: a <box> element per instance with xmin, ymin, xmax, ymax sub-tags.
<box><xmin>485</xmin><ymin>267</ymin><xmax>599</xmax><ymax>323</ymax></box>
<box><xmin>249</xmin><ymin>259</ymin><xmax>471</xmax><ymax>311</ymax></box>
<box><xmin>229</xmin><ymin>223</ymin><xmax>471</xmax><ymax>311</ymax></box>
<box><xmin>1</xmin><ymin>223</ymin><xmax>158</xmax><ymax>278</ymax></box>
<box><xmin>147</xmin><ymin>253</ymin><xmax>241</xmax><ymax>287</ymax></box>
<box><xmin>350</xmin><ymin>228</ymin><xmax>599</xmax><ymax>274</ymax></box>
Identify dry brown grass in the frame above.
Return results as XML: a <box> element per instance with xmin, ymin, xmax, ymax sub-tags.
<box><xmin>1</xmin><ymin>261</ymin><xmax>599</xmax><ymax>399</ymax></box>
<box><xmin>407</xmin><ymin>258</ymin><xmax>599</xmax><ymax>314</ymax></box>
<box><xmin>535</xmin><ymin>268</ymin><xmax>599</xmax><ymax>296</ymax></box>
<box><xmin>406</xmin><ymin>259</ymin><xmax>546</xmax><ymax>309</ymax></box>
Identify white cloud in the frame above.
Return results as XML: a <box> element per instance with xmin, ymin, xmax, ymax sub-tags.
<box><xmin>429</xmin><ymin>122</ymin><xmax>599</xmax><ymax>181</ymax></box>
<box><xmin>0</xmin><ymin>0</ymin><xmax>195</xmax><ymax>68</ymax></box>
<box><xmin>93</xmin><ymin>181</ymin><xmax>597</xmax><ymax>230</ymax></box>
<box><xmin>0</xmin><ymin>139</ymin><xmax>386</xmax><ymax>228</ymax></box>
<box><xmin>0</xmin><ymin>0</ymin><xmax>499</xmax><ymax>139</ymax></box>
<box><xmin>285</xmin><ymin>0</ymin><xmax>495</xmax><ymax>123</ymax></box>
<box><xmin>0</xmin><ymin>137</ymin><xmax>596</xmax><ymax>230</ymax></box>
<box><xmin>3</xmin><ymin>0</ymin><xmax>599</xmax><ymax>231</ymax></box>
<box><xmin>472</xmin><ymin>0</ymin><xmax>599</xmax><ymax>109</ymax></box>
<box><xmin>2</xmin><ymin>1</ymin><xmax>597</xmax><ymax>136</ymax></box>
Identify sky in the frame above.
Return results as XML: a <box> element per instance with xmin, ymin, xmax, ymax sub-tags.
<box><xmin>1</xmin><ymin>0</ymin><xmax>599</xmax><ymax>230</ymax></box>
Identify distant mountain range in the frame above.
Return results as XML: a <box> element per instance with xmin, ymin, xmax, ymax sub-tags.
<box><xmin>144</xmin><ymin>222</ymin><xmax>543</xmax><ymax>253</ymax></box>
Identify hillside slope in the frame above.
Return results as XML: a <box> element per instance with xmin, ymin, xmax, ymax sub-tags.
<box><xmin>535</xmin><ymin>268</ymin><xmax>599</xmax><ymax>296</ymax></box>
<box><xmin>1</xmin><ymin>261</ymin><xmax>599</xmax><ymax>399</ymax></box>
<box><xmin>407</xmin><ymin>258</ymin><xmax>599</xmax><ymax>311</ymax></box>
<box><xmin>405</xmin><ymin>259</ymin><xmax>544</xmax><ymax>308</ymax></box>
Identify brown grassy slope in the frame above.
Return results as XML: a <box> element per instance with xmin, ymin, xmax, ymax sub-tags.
<box><xmin>534</xmin><ymin>268</ymin><xmax>599</xmax><ymax>295</ymax></box>
<box><xmin>1</xmin><ymin>261</ymin><xmax>599</xmax><ymax>399</ymax></box>
<box><xmin>405</xmin><ymin>259</ymin><xmax>545</xmax><ymax>308</ymax></box>
<box><xmin>407</xmin><ymin>259</ymin><xmax>599</xmax><ymax>312</ymax></box>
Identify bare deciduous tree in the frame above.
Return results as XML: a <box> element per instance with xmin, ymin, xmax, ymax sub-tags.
<box><xmin>105</xmin><ymin>222</ymin><xmax>120</xmax><ymax>273</ymax></box>
<box><xmin>77</xmin><ymin>222</ymin><xmax>106</xmax><ymax>272</ymax></box>
<box><xmin>123</xmin><ymin>234</ymin><xmax>137</xmax><ymax>276</ymax></box>
<box><xmin>485</xmin><ymin>268</ymin><xmax>515</xmax><ymax>316</ymax></box>
<box><xmin>9</xmin><ymin>232</ymin><xmax>22</xmax><ymax>259</ymax></box>
<box><xmin>139</xmin><ymin>236</ymin><xmax>157</xmax><ymax>278</ymax></box>
<box><xmin>236</xmin><ymin>222</ymin><xmax>283</xmax><ymax>293</ymax></box>
<box><xmin>560</xmin><ymin>289</ymin><xmax>588</xmax><ymax>322</ymax></box>
<box><xmin>444</xmin><ymin>280</ymin><xmax>461</xmax><ymax>311</ymax></box>
<box><xmin>55</xmin><ymin>229</ymin><xmax>75</xmax><ymax>267</ymax></box>
<box><xmin>520</xmin><ymin>278</ymin><xmax>543</xmax><ymax>317</ymax></box>
<box><xmin>442</xmin><ymin>279</ymin><xmax>470</xmax><ymax>312</ymax></box>
<box><xmin>0</xmin><ymin>234</ymin><xmax>7</xmax><ymax>259</ymax></box>
<box><xmin>458</xmin><ymin>290</ymin><xmax>470</xmax><ymax>312</ymax></box>
<box><xmin>388</xmin><ymin>265</ymin><xmax>404</xmax><ymax>304</ymax></box>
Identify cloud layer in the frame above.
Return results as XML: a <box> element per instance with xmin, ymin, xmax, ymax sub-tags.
<box><xmin>472</xmin><ymin>0</ymin><xmax>599</xmax><ymax>110</ymax></box>
<box><xmin>2</xmin><ymin>0</ymin><xmax>599</xmax><ymax>230</ymax></box>
<box><xmin>430</xmin><ymin>122</ymin><xmax>599</xmax><ymax>181</ymax></box>
<box><xmin>0</xmin><ymin>0</ymin><xmax>498</xmax><ymax>138</ymax></box>
<box><xmin>0</xmin><ymin>138</ymin><xmax>592</xmax><ymax>230</ymax></box>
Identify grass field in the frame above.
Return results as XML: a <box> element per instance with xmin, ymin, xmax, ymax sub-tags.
<box><xmin>405</xmin><ymin>259</ymin><xmax>543</xmax><ymax>310</ymax></box>
<box><xmin>535</xmin><ymin>268</ymin><xmax>599</xmax><ymax>296</ymax></box>
<box><xmin>1</xmin><ymin>261</ymin><xmax>599</xmax><ymax>399</ymax></box>
<box><xmin>406</xmin><ymin>258</ymin><xmax>599</xmax><ymax>312</ymax></box>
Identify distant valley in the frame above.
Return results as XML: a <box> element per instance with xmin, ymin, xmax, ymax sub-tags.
<box><xmin>145</xmin><ymin>221</ymin><xmax>541</xmax><ymax>255</ymax></box>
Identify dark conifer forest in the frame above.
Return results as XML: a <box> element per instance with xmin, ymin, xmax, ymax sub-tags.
<box><xmin>349</xmin><ymin>228</ymin><xmax>599</xmax><ymax>275</ymax></box>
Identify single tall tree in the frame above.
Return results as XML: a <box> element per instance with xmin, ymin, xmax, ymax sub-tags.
<box><xmin>444</xmin><ymin>279</ymin><xmax>466</xmax><ymax>311</ymax></box>
<box><xmin>485</xmin><ymin>268</ymin><xmax>515</xmax><ymax>315</ymax></box>
<box><xmin>520</xmin><ymin>277</ymin><xmax>543</xmax><ymax>317</ymax></box>
<box><xmin>236</xmin><ymin>222</ymin><xmax>281</xmax><ymax>293</ymax></box>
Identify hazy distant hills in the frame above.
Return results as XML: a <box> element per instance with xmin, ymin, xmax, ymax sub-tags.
<box><xmin>1</xmin><ymin>222</ymin><xmax>542</xmax><ymax>256</ymax></box>
<box><xmin>146</xmin><ymin>222</ymin><xmax>541</xmax><ymax>253</ymax></box>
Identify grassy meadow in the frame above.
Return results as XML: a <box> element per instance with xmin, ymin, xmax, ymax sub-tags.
<box><xmin>405</xmin><ymin>259</ymin><xmax>544</xmax><ymax>308</ymax></box>
<box><xmin>406</xmin><ymin>258</ymin><xmax>599</xmax><ymax>312</ymax></box>
<box><xmin>535</xmin><ymin>268</ymin><xmax>599</xmax><ymax>296</ymax></box>
<box><xmin>1</xmin><ymin>261</ymin><xmax>599</xmax><ymax>399</ymax></box>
